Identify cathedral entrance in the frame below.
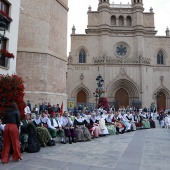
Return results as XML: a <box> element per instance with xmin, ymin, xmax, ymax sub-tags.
<box><xmin>157</xmin><ymin>92</ymin><xmax>166</xmax><ymax>110</ymax></box>
<box><xmin>115</xmin><ymin>88</ymin><xmax>129</xmax><ymax>110</ymax></box>
<box><xmin>77</xmin><ymin>90</ymin><xmax>86</xmax><ymax>103</ymax></box>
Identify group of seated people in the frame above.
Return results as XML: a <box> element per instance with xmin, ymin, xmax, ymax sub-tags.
<box><xmin>0</xmin><ymin>108</ymin><xmax>156</xmax><ymax>156</ymax></box>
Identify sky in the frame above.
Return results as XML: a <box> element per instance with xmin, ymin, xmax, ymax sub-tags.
<box><xmin>67</xmin><ymin>0</ymin><xmax>170</xmax><ymax>54</ymax></box>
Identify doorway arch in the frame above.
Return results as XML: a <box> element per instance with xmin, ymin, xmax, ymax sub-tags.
<box><xmin>157</xmin><ymin>92</ymin><xmax>166</xmax><ymax>110</ymax></box>
<box><xmin>77</xmin><ymin>90</ymin><xmax>87</xmax><ymax>103</ymax></box>
<box><xmin>115</xmin><ymin>88</ymin><xmax>129</xmax><ymax>110</ymax></box>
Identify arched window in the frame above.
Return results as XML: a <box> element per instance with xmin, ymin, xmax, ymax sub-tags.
<box><xmin>111</xmin><ymin>15</ymin><xmax>116</xmax><ymax>26</ymax></box>
<box><xmin>119</xmin><ymin>16</ymin><xmax>124</xmax><ymax>26</ymax></box>
<box><xmin>126</xmin><ymin>16</ymin><xmax>132</xmax><ymax>26</ymax></box>
<box><xmin>79</xmin><ymin>49</ymin><xmax>86</xmax><ymax>63</ymax></box>
<box><xmin>157</xmin><ymin>50</ymin><xmax>164</xmax><ymax>65</ymax></box>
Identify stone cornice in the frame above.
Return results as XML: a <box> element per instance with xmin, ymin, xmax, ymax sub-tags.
<box><xmin>68</xmin><ymin>64</ymin><xmax>170</xmax><ymax>67</ymax></box>
<box><xmin>56</xmin><ymin>0</ymin><xmax>69</xmax><ymax>11</ymax></box>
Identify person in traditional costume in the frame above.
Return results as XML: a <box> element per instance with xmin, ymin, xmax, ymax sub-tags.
<box><xmin>90</xmin><ymin>113</ymin><xmax>101</xmax><ymax>138</ymax></box>
<box><xmin>105</xmin><ymin>114</ymin><xmax>117</xmax><ymax>135</ymax></box>
<box><xmin>149</xmin><ymin>117</ymin><xmax>156</xmax><ymax>128</ymax></box>
<box><xmin>60</xmin><ymin>111</ymin><xmax>76</xmax><ymax>144</ymax></box>
<box><xmin>113</xmin><ymin>112</ymin><xmax>125</xmax><ymax>134</ymax></box>
<box><xmin>140</xmin><ymin>112</ymin><xmax>150</xmax><ymax>129</ymax></box>
<box><xmin>119</xmin><ymin>112</ymin><xmax>132</xmax><ymax>132</ymax></box>
<box><xmin>33</xmin><ymin>114</ymin><xmax>52</xmax><ymax>147</ymax></box>
<box><xmin>96</xmin><ymin>112</ymin><xmax>109</xmax><ymax>136</ymax></box>
<box><xmin>20</xmin><ymin>114</ymin><xmax>36</xmax><ymax>152</ymax></box>
<box><xmin>126</xmin><ymin>112</ymin><xmax>136</xmax><ymax>131</ymax></box>
<box><xmin>40</xmin><ymin>111</ymin><xmax>49</xmax><ymax>128</ymax></box>
<box><xmin>84</xmin><ymin>115</ymin><xmax>95</xmax><ymax>138</ymax></box>
<box><xmin>132</xmin><ymin>111</ymin><xmax>143</xmax><ymax>129</ymax></box>
<box><xmin>69</xmin><ymin>111</ymin><xmax>75</xmax><ymax>122</ymax></box>
<box><xmin>74</xmin><ymin>113</ymin><xmax>91</xmax><ymax>142</ymax></box>
<box><xmin>48</xmin><ymin>112</ymin><xmax>66</xmax><ymax>144</ymax></box>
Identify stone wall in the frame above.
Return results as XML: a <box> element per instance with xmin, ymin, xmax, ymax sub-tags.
<box><xmin>17</xmin><ymin>0</ymin><xmax>68</xmax><ymax>108</ymax></box>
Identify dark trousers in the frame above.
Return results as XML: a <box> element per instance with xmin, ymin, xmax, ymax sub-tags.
<box><xmin>64</xmin><ymin>128</ymin><xmax>76</xmax><ymax>138</ymax></box>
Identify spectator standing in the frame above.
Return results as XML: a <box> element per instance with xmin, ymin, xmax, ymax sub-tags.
<box><xmin>1</xmin><ymin>102</ymin><xmax>22</xmax><ymax>163</ymax></box>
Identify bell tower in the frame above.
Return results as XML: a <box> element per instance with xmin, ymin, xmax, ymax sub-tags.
<box><xmin>131</xmin><ymin>0</ymin><xmax>143</xmax><ymax>4</ymax></box>
<box><xmin>98</xmin><ymin>0</ymin><xmax>110</xmax><ymax>24</ymax></box>
<box><xmin>98</xmin><ymin>0</ymin><xmax>110</xmax><ymax>10</ymax></box>
<box><xmin>131</xmin><ymin>0</ymin><xmax>144</xmax><ymax>28</ymax></box>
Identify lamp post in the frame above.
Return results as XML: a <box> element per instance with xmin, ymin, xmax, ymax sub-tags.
<box><xmin>93</xmin><ymin>74</ymin><xmax>105</xmax><ymax>108</ymax></box>
<box><xmin>93</xmin><ymin>93</ymin><xmax>99</xmax><ymax>107</ymax></box>
<box><xmin>95</xmin><ymin>74</ymin><xmax>104</xmax><ymax>98</ymax></box>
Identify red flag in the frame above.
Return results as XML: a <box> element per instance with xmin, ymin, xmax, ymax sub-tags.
<box><xmin>60</xmin><ymin>102</ymin><xmax>63</xmax><ymax>116</ymax></box>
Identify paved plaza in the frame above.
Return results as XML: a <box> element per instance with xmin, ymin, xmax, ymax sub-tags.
<box><xmin>1</xmin><ymin>122</ymin><xmax>170</xmax><ymax>170</ymax></box>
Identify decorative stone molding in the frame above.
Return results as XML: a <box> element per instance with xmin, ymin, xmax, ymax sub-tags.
<box><xmin>80</xmin><ymin>73</ymin><xmax>84</xmax><ymax>81</ymax></box>
<box><xmin>93</xmin><ymin>55</ymin><xmax>151</xmax><ymax>65</ymax></box>
<box><xmin>152</xmin><ymin>85</ymin><xmax>170</xmax><ymax>99</ymax></box>
<box><xmin>160</xmin><ymin>76</ymin><xmax>164</xmax><ymax>84</ymax></box>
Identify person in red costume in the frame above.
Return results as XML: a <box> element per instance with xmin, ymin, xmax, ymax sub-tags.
<box><xmin>1</xmin><ymin>102</ymin><xmax>22</xmax><ymax>164</ymax></box>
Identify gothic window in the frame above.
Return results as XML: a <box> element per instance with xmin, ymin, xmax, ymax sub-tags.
<box><xmin>119</xmin><ymin>16</ymin><xmax>124</xmax><ymax>26</ymax></box>
<box><xmin>79</xmin><ymin>49</ymin><xmax>86</xmax><ymax>63</ymax></box>
<box><xmin>157</xmin><ymin>50</ymin><xmax>164</xmax><ymax>65</ymax></box>
<box><xmin>126</xmin><ymin>16</ymin><xmax>132</xmax><ymax>26</ymax></box>
<box><xmin>111</xmin><ymin>16</ymin><xmax>116</xmax><ymax>26</ymax></box>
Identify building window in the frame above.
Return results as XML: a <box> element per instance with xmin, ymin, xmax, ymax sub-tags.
<box><xmin>111</xmin><ymin>15</ymin><xmax>116</xmax><ymax>26</ymax></box>
<box><xmin>0</xmin><ymin>38</ymin><xmax>7</xmax><ymax>67</ymax></box>
<box><xmin>126</xmin><ymin>16</ymin><xmax>132</xmax><ymax>26</ymax></box>
<box><xmin>0</xmin><ymin>0</ymin><xmax>12</xmax><ymax>29</ymax></box>
<box><xmin>119</xmin><ymin>16</ymin><xmax>124</xmax><ymax>26</ymax></box>
<box><xmin>79</xmin><ymin>49</ymin><xmax>86</xmax><ymax>63</ymax></box>
<box><xmin>157</xmin><ymin>50</ymin><xmax>164</xmax><ymax>65</ymax></box>
<box><xmin>0</xmin><ymin>0</ymin><xmax>9</xmax><ymax>14</ymax></box>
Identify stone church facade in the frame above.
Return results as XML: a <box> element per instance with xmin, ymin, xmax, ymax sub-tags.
<box><xmin>67</xmin><ymin>0</ymin><xmax>170</xmax><ymax>110</ymax></box>
<box><xmin>17</xmin><ymin>0</ymin><xmax>68</xmax><ymax>108</ymax></box>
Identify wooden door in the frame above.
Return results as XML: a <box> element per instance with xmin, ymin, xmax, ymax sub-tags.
<box><xmin>115</xmin><ymin>88</ymin><xmax>129</xmax><ymax>109</ymax></box>
<box><xmin>77</xmin><ymin>90</ymin><xmax>86</xmax><ymax>103</ymax></box>
<box><xmin>157</xmin><ymin>92</ymin><xmax>166</xmax><ymax>110</ymax></box>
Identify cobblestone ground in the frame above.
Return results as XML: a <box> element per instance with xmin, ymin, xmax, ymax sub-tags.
<box><xmin>1</xmin><ymin>121</ymin><xmax>170</xmax><ymax>170</ymax></box>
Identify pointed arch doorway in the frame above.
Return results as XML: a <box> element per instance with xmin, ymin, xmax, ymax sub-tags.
<box><xmin>157</xmin><ymin>92</ymin><xmax>166</xmax><ymax>110</ymax></box>
<box><xmin>115</xmin><ymin>88</ymin><xmax>129</xmax><ymax>110</ymax></box>
<box><xmin>77</xmin><ymin>90</ymin><xmax>87</xmax><ymax>103</ymax></box>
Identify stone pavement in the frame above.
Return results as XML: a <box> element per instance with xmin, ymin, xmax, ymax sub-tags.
<box><xmin>1</xmin><ymin>122</ymin><xmax>170</xmax><ymax>170</ymax></box>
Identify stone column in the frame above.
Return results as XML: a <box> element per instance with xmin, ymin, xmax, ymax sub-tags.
<box><xmin>124</xmin><ymin>18</ymin><xmax>127</xmax><ymax>26</ymax></box>
<box><xmin>116</xmin><ymin>17</ymin><xmax>119</xmax><ymax>26</ymax></box>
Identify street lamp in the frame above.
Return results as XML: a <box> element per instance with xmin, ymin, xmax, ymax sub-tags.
<box><xmin>93</xmin><ymin>92</ymin><xmax>99</xmax><ymax>106</ymax></box>
<box><xmin>93</xmin><ymin>75</ymin><xmax>105</xmax><ymax>108</ymax></box>
<box><xmin>95</xmin><ymin>74</ymin><xmax>104</xmax><ymax>98</ymax></box>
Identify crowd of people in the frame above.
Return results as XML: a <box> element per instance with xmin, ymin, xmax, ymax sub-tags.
<box><xmin>0</xmin><ymin>101</ymin><xmax>159</xmax><ymax>164</ymax></box>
